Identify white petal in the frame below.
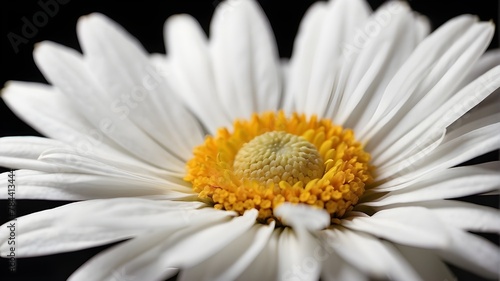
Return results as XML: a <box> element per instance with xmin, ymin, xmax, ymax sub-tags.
<box><xmin>1</xmin><ymin>82</ymin><xmax>109</xmax><ymax>147</ymax></box>
<box><xmin>33</xmin><ymin>41</ymin><xmax>186</xmax><ymax>171</ymax></box>
<box><xmin>355</xmin><ymin>15</ymin><xmax>480</xmax><ymax>140</ymax></box>
<box><xmin>385</xmin><ymin>200</ymin><xmax>500</xmax><ymax>234</ymax></box>
<box><xmin>322</xmin><ymin>229</ymin><xmax>385</xmax><ymax>278</ymax></box>
<box><xmin>323</xmin><ymin>228</ymin><xmax>421</xmax><ymax>280</ymax></box>
<box><xmin>77</xmin><ymin>13</ymin><xmax>204</xmax><ymax>161</ymax></box>
<box><xmin>0</xmin><ymin>199</ymin><xmax>211</xmax><ymax>257</ymax></box>
<box><xmin>373</xmin><ymin>65</ymin><xmax>500</xmax><ymax>168</ymax></box>
<box><xmin>321</xmin><ymin>251</ymin><xmax>368</xmax><ymax>281</ymax></box>
<box><xmin>284</xmin><ymin>1</ymin><xmax>327</xmax><ymax>113</ymax></box>
<box><xmin>414</xmin><ymin>14</ymin><xmax>431</xmax><ymax>42</ymax></box>
<box><xmin>438</xmin><ymin>228</ymin><xmax>500</xmax><ymax>279</ymax></box>
<box><xmin>69</xmin><ymin>209</ymin><xmax>254</xmax><ymax>281</ymax></box>
<box><xmin>396</xmin><ymin>244</ymin><xmax>455</xmax><ymax>281</ymax></box>
<box><xmin>178</xmin><ymin>221</ymin><xmax>275</xmax><ymax>281</ymax></box>
<box><xmin>0</xmin><ymin>138</ymin><xmax>192</xmax><ymax>200</ymax></box>
<box><xmin>376</xmin><ymin>121</ymin><xmax>500</xmax><ymax>184</ymax></box>
<box><xmin>368</xmin><ymin>21</ymin><xmax>494</xmax><ymax>152</ymax></box>
<box><xmin>302</xmin><ymin>0</ymin><xmax>372</xmax><ymax>116</ymax></box>
<box><xmin>0</xmin><ymin>136</ymin><xmax>64</xmax><ymax>172</ymax></box>
<box><xmin>461</xmin><ymin>49</ymin><xmax>500</xmax><ymax>86</ymax></box>
<box><xmin>0</xmin><ymin>136</ymin><xmax>64</xmax><ymax>157</ymax></box>
<box><xmin>165</xmin><ymin>14</ymin><xmax>231</xmax><ymax>134</ymax></box>
<box><xmin>449</xmin><ymin>92</ymin><xmax>499</xmax><ymax>133</ymax></box>
<box><xmin>1</xmin><ymin>82</ymin><xmax>142</xmax><ymax>168</ymax></box>
<box><xmin>336</xmin><ymin>2</ymin><xmax>417</xmax><ymax>125</ymax></box>
<box><xmin>373</xmin><ymin>156</ymin><xmax>499</xmax><ymax>191</ymax></box>
<box><xmin>0</xmin><ymin>134</ymin><xmax>173</xmax><ymax>182</ymax></box>
<box><xmin>274</xmin><ymin>203</ymin><xmax>330</xmax><ymax>231</ymax></box>
<box><xmin>274</xmin><ymin>204</ymin><xmax>329</xmax><ymax>281</ymax></box>
<box><xmin>237</xmin><ymin>229</ymin><xmax>280</xmax><ymax>281</ymax></box>
<box><xmin>342</xmin><ymin>207</ymin><xmax>449</xmax><ymax>249</ymax></box>
<box><xmin>365</xmin><ymin>162</ymin><xmax>500</xmax><ymax>204</ymax></box>
<box><xmin>277</xmin><ymin>227</ymin><xmax>322</xmax><ymax>281</ymax></box>
<box><xmin>446</xmin><ymin>105</ymin><xmax>500</xmax><ymax>140</ymax></box>
<box><xmin>210</xmin><ymin>0</ymin><xmax>281</xmax><ymax>120</ymax></box>
<box><xmin>37</xmin><ymin>146</ymin><xmax>186</xmax><ymax>182</ymax></box>
<box><xmin>279</xmin><ymin>59</ymin><xmax>293</xmax><ymax>112</ymax></box>
<box><xmin>386</xmin><ymin>18</ymin><xmax>493</xmax><ymax>136</ymax></box>
<box><xmin>0</xmin><ymin>170</ymin><xmax>192</xmax><ymax>200</ymax></box>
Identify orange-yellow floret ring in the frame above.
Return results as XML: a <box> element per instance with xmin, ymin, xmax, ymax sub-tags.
<box><xmin>185</xmin><ymin>111</ymin><xmax>373</xmax><ymax>224</ymax></box>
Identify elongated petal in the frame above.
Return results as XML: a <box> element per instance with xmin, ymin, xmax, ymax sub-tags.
<box><xmin>367</xmin><ymin>21</ymin><xmax>494</xmax><ymax>156</ymax></box>
<box><xmin>34</xmin><ymin>41</ymin><xmax>185</xmax><ymax>171</ymax></box>
<box><xmin>69</xmin><ymin>209</ymin><xmax>253</xmax><ymax>281</ymax></box>
<box><xmin>237</xmin><ymin>229</ymin><xmax>280</xmax><ymax>281</ymax></box>
<box><xmin>396</xmin><ymin>244</ymin><xmax>455</xmax><ymax>281</ymax></box>
<box><xmin>428</xmin><ymin>202</ymin><xmax>500</xmax><ymax>234</ymax></box>
<box><xmin>365</xmin><ymin>162</ymin><xmax>500</xmax><ymax>204</ymax></box>
<box><xmin>165</xmin><ymin>14</ymin><xmax>231</xmax><ymax>134</ymax></box>
<box><xmin>355</xmin><ymin>15</ymin><xmax>480</xmax><ymax>140</ymax></box>
<box><xmin>336</xmin><ymin>2</ymin><xmax>417</xmax><ymax>125</ymax></box>
<box><xmin>0</xmin><ymin>136</ymin><xmax>65</xmax><ymax>172</ymax></box>
<box><xmin>277</xmin><ymin>227</ymin><xmax>322</xmax><ymax>281</ymax></box>
<box><xmin>0</xmin><ymin>199</ymin><xmax>213</xmax><ymax>257</ymax></box>
<box><xmin>323</xmin><ymin>228</ymin><xmax>421</xmax><ymax>280</ymax></box>
<box><xmin>77</xmin><ymin>13</ymin><xmax>204</xmax><ymax>161</ymax></box>
<box><xmin>321</xmin><ymin>252</ymin><xmax>368</xmax><ymax>281</ymax></box>
<box><xmin>0</xmin><ymin>170</ymin><xmax>192</xmax><ymax>200</ymax></box>
<box><xmin>377</xmin><ymin>121</ymin><xmax>500</xmax><ymax>184</ymax></box>
<box><xmin>461</xmin><ymin>49</ymin><xmax>500</xmax><ymax>86</ymax></box>
<box><xmin>284</xmin><ymin>1</ymin><xmax>327</xmax><ymax>113</ymax></box>
<box><xmin>178</xmin><ymin>222</ymin><xmax>275</xmax><ymax>281</ymax></box>
<box><xmin>37</xmin><ymin>147</ymin><xmax>185</xmax><ymax>182</ymax></box>
<box><xmin>438</xmin><ymin>228</ymin><xmax>500</xmax><ymax>279</ymax></box>
<box><xmin>273</xmin><ymin>204</ymin><xmax>330</xmax><ymax>281</ymax></box>
<box><xmin>379</xmin><ymin>200</ymin><xmax>500</xmax><ymax>234</ymax></box>
<box><xmin>210</xmin><ymin>0</ymin><xmax>281</xmax><ymax>120</ymax></box>
<box><xmin>301</xmin><ymin>0</ymin><xmax>372</xmax><ymax>116</ymax></box>
<box><xmin>1</xmin><ymin>82</ymin><xmax>112</xmax><ymax>147</ymax></box>
<box><xmin>374</xmin><ymin>65</ymin><xmax>500</xmax><ymax>168</ymax></box>
<box><xmin>342</xmin><ymin>207</ymin><xmax>449</xmax><ymax>249</ymax></box>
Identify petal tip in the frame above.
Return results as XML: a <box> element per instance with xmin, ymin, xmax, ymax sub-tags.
<box><xmin>33</xmin><ymin>40</ymin><xmax>55</xmax><ymax>59</ymax></box>
<box><xmin>1</xmin><ymin>81</ymin><xmax>13</xmax><ymax>96</ymax></box>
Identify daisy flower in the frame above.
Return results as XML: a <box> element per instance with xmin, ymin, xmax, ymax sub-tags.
<box><xmin>1</xmin><ymin>0</ymin><xmax>500</xmax><ymax>280</ymax></box>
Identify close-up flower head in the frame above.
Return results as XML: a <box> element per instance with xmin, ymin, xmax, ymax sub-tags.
<box><xmin>0</xmin><ymin>0</ymin><xmax>499</xmax><ymax>280</ymax></box>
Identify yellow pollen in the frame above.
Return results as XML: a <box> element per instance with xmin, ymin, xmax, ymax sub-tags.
<box><xmin>185</xmin><ymin>111</ymin><xmax>373</xmax><ymax>224</ymax></box>
<box><xmin>233</xmin><ymin>132</ymin><xmax>324</xmax><ymax>186</ymax></box>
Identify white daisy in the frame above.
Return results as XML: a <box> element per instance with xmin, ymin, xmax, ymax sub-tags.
<box><xmin>1</xmin><ymin>0</ymin><xmax>499</xmax><ymax>280</ymax></box>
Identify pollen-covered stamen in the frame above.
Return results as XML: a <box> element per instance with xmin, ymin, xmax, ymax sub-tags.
<box><xmin>233</xmin><ymin>132</ymin><xmax>324</xmax><ymax>186</ymax></box>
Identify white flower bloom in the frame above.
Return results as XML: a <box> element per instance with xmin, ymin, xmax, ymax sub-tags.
<box><xmin>1</xmin><ymin>0</ymin><xmax>500</xmax><ymax>280</ymax></box>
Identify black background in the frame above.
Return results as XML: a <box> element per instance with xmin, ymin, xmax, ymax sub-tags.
<box><xmin>1</xmin><ymin>0</ymin><xmax>499</xmax><ymax>280</ymax></box>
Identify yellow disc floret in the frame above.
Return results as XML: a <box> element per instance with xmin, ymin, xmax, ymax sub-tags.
<box><xmin>233</xmin><ymin>131</ymin><xmax>324</xmax><ymax>186</ymax></box>
<box><xmin>185</xmin><ymin>111</ymin><xmax>373</xmax><ymax>224</ymax></box>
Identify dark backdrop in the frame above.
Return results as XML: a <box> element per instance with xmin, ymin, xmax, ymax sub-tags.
<box><xmin>1</xmin><ymin>0</ymin><xmax>499</xmax><ymax>280</ymax></box>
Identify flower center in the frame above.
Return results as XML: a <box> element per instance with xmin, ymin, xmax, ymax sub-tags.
<box><xmin>233</xmin><ymin>131</ymin><xmax>324</xmax><ymax>186</ymax></box>
<box><xmin>185</xmin><ymin>111</ymin><xmax>373</xmax><ymax>224</ymax></box>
